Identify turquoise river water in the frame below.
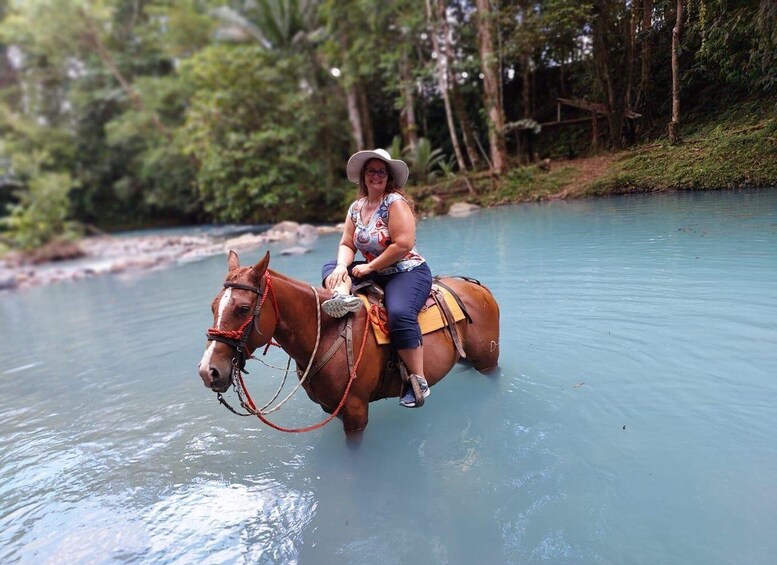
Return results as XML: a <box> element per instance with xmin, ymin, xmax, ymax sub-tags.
<box><xmin>1</xmin><ymin>188</ymin><xmax>776</xmax><ymax>564</ymax></box>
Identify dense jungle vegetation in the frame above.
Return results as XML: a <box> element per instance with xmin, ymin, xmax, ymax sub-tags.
<box><xmin>0</xmin><ymin>0</ymin><xmax>774</xmax><ymax>253</ymax></box>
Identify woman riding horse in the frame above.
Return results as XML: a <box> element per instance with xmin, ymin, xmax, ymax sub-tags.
<box><xmin>321</xmin><ymin>148</ymin><xmax>432</xmax><ymax>408</ymax></box>
<box><xmin>198</xmin><ymin>251</ymin><xmax>500</xmax><ymax>436</ymax></box>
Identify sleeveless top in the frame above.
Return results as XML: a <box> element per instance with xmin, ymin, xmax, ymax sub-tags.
<box><xmin>348</xmin><ymin>192</ymin><xmax>426</xmax><ymax>275</ymax></box>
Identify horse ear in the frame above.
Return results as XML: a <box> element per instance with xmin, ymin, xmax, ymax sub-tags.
<box><xmin>227</xmin><ymin>250</ymin><xmax>240</xmax><ymax>272</ymax></box>
<box><xmin>249</xmin><ymin>251</ymin><xmax>270</xmax><ymax>285</ymax></box>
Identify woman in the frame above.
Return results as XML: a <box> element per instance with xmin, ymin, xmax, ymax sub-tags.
<box><xmin>322</xmin><ymin>148</ymin><xmax>433</xmax><ymax>408</ymax></box>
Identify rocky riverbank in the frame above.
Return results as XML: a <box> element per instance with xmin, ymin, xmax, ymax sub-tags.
<box><xmin>0</xmin><ymin>221</ymin><xmax>342</xmax><ymax>292</ymax></box>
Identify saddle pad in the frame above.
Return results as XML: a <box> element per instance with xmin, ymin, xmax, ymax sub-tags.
<box><xmin>358</xmin><ymin>284</ymin><xmax>466</xmax><ymax>345</ymax></box>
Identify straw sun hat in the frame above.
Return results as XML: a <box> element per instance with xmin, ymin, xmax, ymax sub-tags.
<box><xmin>346</xmin><ymin>148</ymin><xmax>409</xmax><ymax>188</ymax></box>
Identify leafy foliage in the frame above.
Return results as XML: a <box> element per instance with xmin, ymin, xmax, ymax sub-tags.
<box><xmin>688</xmin><ymin>0</ymin><xmax>777</xmax><ymax>93</ymax></box>
<box><xmin>404</xmin><ymin>137</ymin><xmax>446</xmax><ymax>185</ymax></box>
<box><xmin>1</xmin><ymin>152</ymin><xmax>80</xmax><ymax>250</ymax></box>
<box><xmin>181</xmin><ymin>46</ymin><xmax>348</xmax><ymax>223</ymax></box>
<box><xmin>0</xmin><ymin>0</ymin><xmax>773</xmax><ymax>252</ymax></box>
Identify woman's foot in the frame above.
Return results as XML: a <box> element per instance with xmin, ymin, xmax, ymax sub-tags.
<box><xmin>322</xmin><ymin>292</ymin><xmax>363</xmax><ymax>318</ymax></box>
<box><xmin>400</xmin><ymin>375</ymin><xmax>430</xmax><ymax>408</ymax></box>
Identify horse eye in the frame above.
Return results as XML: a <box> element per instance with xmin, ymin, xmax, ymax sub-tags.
<box><xmin>238</xmin><ymin>305</ymin><xmax>251</xmax><ymax>315</ymax></box>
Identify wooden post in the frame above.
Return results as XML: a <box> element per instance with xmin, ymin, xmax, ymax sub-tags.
<box><xmin>557</xmin><ymin>101</ymin><xmax>561</xmax><ymax>123</ymax></box>
<box><xmin>591</xmin><ymin>111</ymin><xmax>599</xmax><ymax>153</ymax></box>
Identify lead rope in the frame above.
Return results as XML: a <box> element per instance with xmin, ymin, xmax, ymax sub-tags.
<box><xmin>256</xmin><ymin>357</ymin><xmax>293</xmax><ymax>412</ymax></box>
<box><xmin>240</xmin><ymin>285</ymin><xmax>323</xmax><ymax>415</ymax></box>
<box><xmin>226</xmin><ymin>285</ymin><xmax>371</xmax><ymax>433</ymax></box>
<box><xmin>246</xmin><ymin>310</ymin><xmax>370</xmax><ymax>433</ymax></box>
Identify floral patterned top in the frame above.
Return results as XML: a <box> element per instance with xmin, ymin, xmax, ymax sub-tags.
<box><xmin>348</xmin><ymin>192</ymin><xmax>426</xmax><ymax>275</ymax></box>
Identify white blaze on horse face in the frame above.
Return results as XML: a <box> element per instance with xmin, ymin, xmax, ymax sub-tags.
<box><xmin>199</xmin><ymin>288</ymin><xmax>233</xmax><ymax>371</ymax></box>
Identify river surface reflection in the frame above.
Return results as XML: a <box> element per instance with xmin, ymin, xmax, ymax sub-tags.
<box><xmin>1</xmin><ymin>189</ymin><xmax>776</xmax><ymax>564</ymax></box>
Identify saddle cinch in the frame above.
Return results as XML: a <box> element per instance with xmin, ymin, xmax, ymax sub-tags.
<box><xmin>352</xmin><ymin>278</ymin><xmax>472</xmax><ymax>359</ymax></box>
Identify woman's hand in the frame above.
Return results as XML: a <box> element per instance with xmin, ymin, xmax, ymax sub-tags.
<box><xmin>325</xmin><ymin>263</ymin><xmax>349</xmax><ymax>290</ymax></box>
<box><xmin>351</xmin><ymin>263</ymin><xmax>374</xmax><ymax>279</ymax></box>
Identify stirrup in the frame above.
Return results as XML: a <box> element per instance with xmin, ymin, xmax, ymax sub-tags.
<box><xmin>400</xmin><ymin>374</ymin><xmax>430</xmax><ymax>408</ymax></box>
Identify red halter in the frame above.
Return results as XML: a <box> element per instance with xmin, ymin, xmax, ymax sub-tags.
<box><xmin>206</xmin><ymin>273</ymin><xmax>279</xmax><ymax>366</ymax></box>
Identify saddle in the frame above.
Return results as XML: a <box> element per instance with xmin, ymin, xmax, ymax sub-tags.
<box><xmin>353</xmin><ymin>280</ymin><xmax>469</xmax><ymax>359</ymax></box>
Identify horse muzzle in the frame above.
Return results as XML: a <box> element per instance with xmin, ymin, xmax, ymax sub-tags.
<box><xmin>198</xmin><ymin>362</ymin><xmax>230</xmax><ymax>393</ymax></box>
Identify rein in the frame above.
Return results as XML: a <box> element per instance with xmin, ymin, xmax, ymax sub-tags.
<box><xmin>208</xmin><ymin>273</ymin><xmax>369</xmax><ymax>433</ymax></box>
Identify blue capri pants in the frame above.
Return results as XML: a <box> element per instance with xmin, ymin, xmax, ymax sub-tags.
<box><xmin>322</xmin><ymin>260</ymin><xmax>433</xmax><ymax>350</ymax></box>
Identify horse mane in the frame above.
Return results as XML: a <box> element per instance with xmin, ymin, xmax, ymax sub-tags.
<box><xmin>225</xmin><ymin>267</ymin><xmax>251</xmax><ymax>283</ymax></box>
<box><xmin>225</xmin><ymin>265</ymin><xmax>321</xmax><ymax>290</ymax></box>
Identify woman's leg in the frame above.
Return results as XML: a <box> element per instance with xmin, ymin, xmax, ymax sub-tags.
<box><xmin>381</xmin><ymin>263</ymin><xmax>433</xmax><ymax>380</ymax></box>
<box><xmin>321</xmin><ymin>260</ymin><xmax>353</xmax><ymax>295</ymax></box>
<box><xmin>321</xmin><ymin>260</ymin><xmax>367</xmax><ymax>317</ymax></box>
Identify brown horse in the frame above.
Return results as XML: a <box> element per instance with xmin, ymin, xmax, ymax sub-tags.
<box><xmin>198</xmin><ymin>250</ymin><xmax>500</xmax><ymax>435</ymax></box>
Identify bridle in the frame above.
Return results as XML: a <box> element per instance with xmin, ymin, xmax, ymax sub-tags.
<box><xmin>206</xmin><ymin>273</ymin><xmax>277</xmax><ymax>374</ymax></box>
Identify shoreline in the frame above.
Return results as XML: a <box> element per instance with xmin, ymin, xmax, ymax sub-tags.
<box><xmin>3</xmin><ymin>179</ymin><xmax>774</xmax><ymax>294</ymax></box>
<box><xmin>0</xmin><ymin>221</ymin><xmax>340</xmax><ymax>293</ymax></box>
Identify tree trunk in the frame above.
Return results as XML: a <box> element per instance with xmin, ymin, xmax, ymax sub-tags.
<box><xmin>345</xmin><ymin>82</ymin><xmax>364</xmax><ymax>150</ymax></box>
<box><xmin>592</xmin><ymin>1</ymin><xmax>623</xmax><ymax>150</ymax></box>
<box><xmin>441</xmin><ymin>0</ymin><xmax>481</xmax><ymax>169</ymax></box>
<box><xmin>339</xmin><ymin>33</ymin><xmax>365</xmax><ymax>151</ymax></box>
<box><xmin>0</xmin><ymin>45</ymin><xmax>20</xmax><ymax>109</ymax></box>
<box><xmin>521</xmin><ymin>52</ymin><xmax>531</xmax><ymax>119</ymax></box>
<box><xmin>399</xmin><ymin>56</ymin><xmax>419</xmax><ymax>153</ymax></box>
<box><xmin>475</xmin><ymin>0</ymin><xmax>507</xmax><ymax>174</ymax></box>
<box><xmin>426</xmin><ymin>0</ymin><xmax>467</xmax><ymax>172</ymax></box>
<box><xmin>0</xmin><ymin>47</ymin><xmax>16</xmax><ymax>90</ymax></box>
<box><xmin>668</xmin><ymin>0</ymin><xmax>683</xmax><ymax>145</ymax></box>
<box><xmin>623</xmin><ymin>0</ymin><xmax>638</xmax><ymax>144</ymax></box>
<box><xmin>516</xmin><ymin>0</ymin><xmax>532</xmax><ymax>121</ymax></box>
<box><xmin>357</xmin><ymin>83</ymin><xmax>375</xmax><ymax>149</ymax></box>
<box><xmin>450</xmin><ymin>83</ymin><xmax>482</xmax><ymax>169</ymax></box>
<box><xmin>625</xmin><ymin>0</ymin><xmax>636</xmax><ymax>113</ymax></box>
<box><xmin>637</xmin><ymin>0</ymin><xmax>653</xmax><ymax>124</ymax></box>
<box><xmin>559</xmin><ymin>56</ymin><xmax>567</xmax><ymax>97</ymax></box>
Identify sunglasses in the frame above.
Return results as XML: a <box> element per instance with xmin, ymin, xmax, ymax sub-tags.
<box><xmin>365</xmin><ymin>167</ymin><xmax>388</xmax><ymax>179</ymax></box>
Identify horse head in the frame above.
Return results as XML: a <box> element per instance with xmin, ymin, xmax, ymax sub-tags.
<box><xmin>198</xmin><ymin>250</ymin><xmax>277</xmax><ymax>392</ymax></box>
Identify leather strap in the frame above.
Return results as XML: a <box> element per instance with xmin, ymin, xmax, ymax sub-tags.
<box><xmin>302</xmin><ymin>315</ymin><xmax>357</xmax><ymax>382</ymax></box>
<box><xmin>345</xmin><ymin>317</ymin><xmax>355</xmax><ymax>376</ymax></box>
<box><xmin>432</xmin><ymin>279</ymin><xmax>473</xmax><ymax>324</ymax></box>
<box><xmin>432</xmin><ymin>288</ymin><xmax>467</xmax><ymax>359</ymax></box>
<box><xmin>306</xmin><ymin>318</ymin><xmax>347</xmax><ymax>378</ymax></box>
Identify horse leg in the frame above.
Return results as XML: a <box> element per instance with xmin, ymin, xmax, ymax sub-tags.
<box><xmin>341</xmin><ymin>399</ymin><xmax>369</xmax><ymax>434</ymax></box>
<box><xmin>468</xmin><ymin>317</ymin><xmax>499</xmax><ymax>372</ymax></box>
<box><xmin>466</xmin><ymin>324</ymin><xmax>500</xmax><ymax>373</ymax></box>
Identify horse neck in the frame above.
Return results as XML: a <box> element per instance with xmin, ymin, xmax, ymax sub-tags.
<box><xmin>267</xmin><ymin>270</ymin><xmax>330</xmax><ymax>365</ymax></box>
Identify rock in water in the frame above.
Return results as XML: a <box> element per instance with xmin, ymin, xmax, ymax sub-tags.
<box><xmin>448</xmin><ymin>202</ymin><xmax>481</xmax><ymax>217</ymax></box>
<box><xmin>0</xmin><ymin>269</ymin><xmax>18</xmax><ymax>290</ymax></box>
<box><xmin>279</xmin><ymin>246</ymin><xmax>311</xmax><ymax>256</ymax></box>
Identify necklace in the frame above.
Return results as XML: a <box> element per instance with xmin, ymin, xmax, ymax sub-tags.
<box><xmin>361</xmin><ymin>198</ymin><xmax>381</xmax><ymax>223</ymax></box>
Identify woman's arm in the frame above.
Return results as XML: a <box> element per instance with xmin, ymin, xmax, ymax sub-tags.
<box><xmin>325</xmin><ymin>216</ymin><xmax>357</xmax><ymax>289</ymax></box>
<box><xmin>336</xmin><ymin>216</ymin><xmax>357</xmax><ymax>265</ymax></box>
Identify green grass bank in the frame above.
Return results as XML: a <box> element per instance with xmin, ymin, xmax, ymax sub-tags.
<box><xmin>412</xmin><ymin>98</ymin><xmax>777</xmax><ymax>215</ymax></box>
